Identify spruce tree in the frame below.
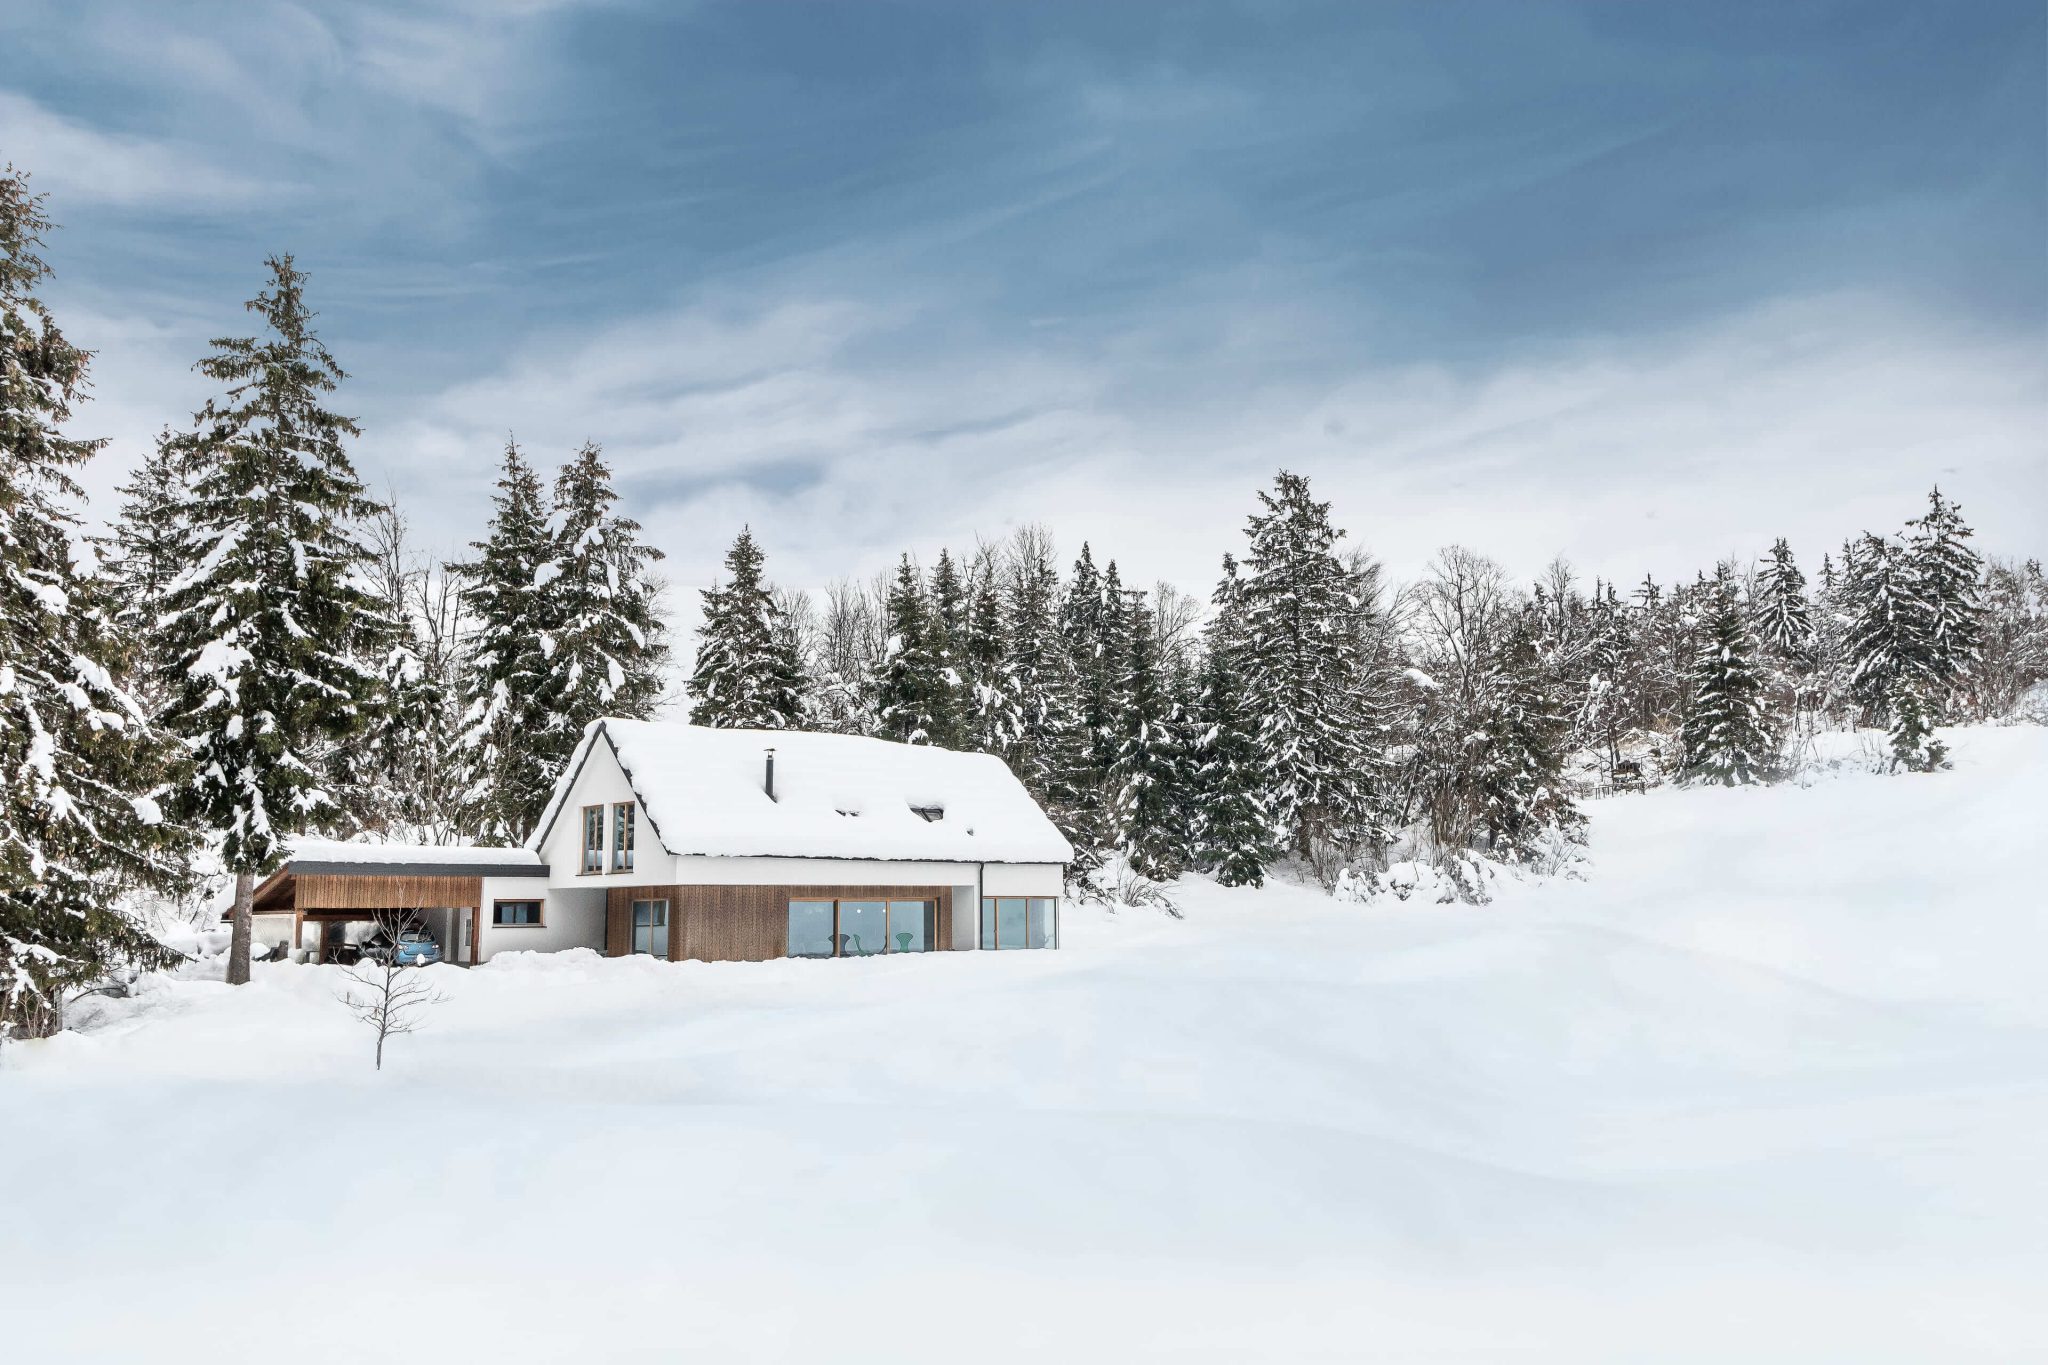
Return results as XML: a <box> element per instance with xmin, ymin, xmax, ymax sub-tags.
<box><xmin>1</xmin><ymin>166</ymin><xmax>189</xmax><ymax>1034</ymax></box>
<box><xmin>158</xmin><ymin>255</ymin><xmax>383</xmax><ymax>986</ymax></box>
<box><xmin>1238</xmin><ymin>471</ymin><xmax>1381</xmax><ymax>857</ymax></box>
<box><xmin>1844</xmin><ymin>531</ymin><xmax>1929</xmax><ymax>723</ymax></box>
<box><xmin>962</xmin><ymin>568</ymin><xmax>1019</xmax><ymax>754</ymax></box>
<box><xmin>1108</xmin><ymin>589</ymin><xmax>1187</xmax><ymax>880</ymax></box>
<box><xmin>1469</xmin><ymin>606</ymin><xmax>1581</xmax><ymax>859</ymax></box>
<box><xmin>1191</xmin><ymin>555</ymin><xmax>1274</xmax><ymax>886</ymax></box>
<box><xmin>1904</xmin><ymin>486</ymin><xmax>1984</xmax><ymax>718</ymax></box>
<box><xmin>687</xmin><ymin>526</ymin><xmax>803</xmax><ymax>731</ymax></box>
<box><xmin>1753</xmin><ymin>539</ymin><xmax>1815</xmax><ymax>668</ymax></box>
<box><xmin>1004</xmin><ymin>538</ymin><xmax>1101</xmax><ymax>879</ymax></box>
<box><xmin>873</xmin><ymin>555</ymin><xmax>959</xmax><ymax>745</ymax></box>
<box><xmin>1679</xmin><ymin>567</ymin><xmax>1775</xmax><ymax>785</ymax></box>
<box><xmin>1885</xmin><ymin>677</ymin><xmax>1946</xmax><ymax>773</ymax></box>
<box><xmin>535</xmin><ymin>441</ymin><xmax>668</xmax><ymax>761</ymax></box>
<box><xmin>95</xmin><ymin>430</ymin><xmax>190</xmax><ymax>708</ymax></box>
<box><xmin>451</xmin><ymin>439</ymin><xmax>556</xmax><ymax>843</ymax></box>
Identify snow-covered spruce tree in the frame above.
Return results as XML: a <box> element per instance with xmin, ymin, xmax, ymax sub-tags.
<box><xmin>873</xmin><ymin>555</ymin><xmax>961</xmax><ymax>746</ymax></box>
<box><xmin>450</xmin><ymin>438</ymin><xmax>556</xmax><ymax>843</ymax></box>
<box><xmin>536</xmin><ymin>442</ymin><xmax>667</xmax><ymax>764</ymax></box>
<box><xmin>1108</xmin><ymin>588</ymin><xmax>1189</xmax><ymax>880</ymax></box>
<box><xmin>1885</xmin><ymin>676</ymin><xmax>1947</xmax><ymax>773</ymax></box>
<box><xmin>1753</xmin><ymin>539</ymin><xmax>1815</xmax><ymax>663</ymax></box>
<box><xmin>686</xmin><ymin>526</ymin><xmax>802</xmax><ymax>731</ymax></box>
<box><xmin>1574</xmin><ymin>580</ymin><xmax>1635</xmax><ymax>774</ymax></box>
<box><xmin>0</xmin><ymin>167</ymin><xmax>190</xmax><ymax>1035</ymax></box>
<box><xmin>1977</xmin><ymin>557</ymin><xmax>2048</xmax><ymax>717</ymax></box>
<box><xmin>1903</xmin><ymin>486</ymin><xmax>1984</xmax><ymax>719</ymax></box>
<box><xmin>1191</xmin><ymin>555</ymin><xmax>1274</xmax><ymax>885</ymax></box>
<box><xmin>94</xmin><ymin>430</ymin><xmax>191</xmax><ymax>708</ymax></box>
<box><xmin>1237</xmin><ymin>471</ymin><xmax>1382</xmax><ymax>861</ymax></box>
<box><xmin>155</xmin><ymin>255</ymin><xmax>384</xmax><ymax>987</ymax></box>
<box><xmin>1844</xmin><ymin>530</ymin><xmax>1930</xmax><ymax>724</ymax></box>
<box><xmin>1679</xmin><ymin>567</ymin><xmax>1775</xmax><ymax>786</ymax></box>
<box><xmin>1809</xmin><ymin>549</ymin><xmax>1857</xmax><ymax>725</ymax></box>
<box><xmin>962</xmin><ymin>564</ymin><xmax>1020</xmax><ymax>754</ymax></box>
<box><xmin>1470</xmin><ymin>604</ymin><xmax>1582</xmax><ymax>860</ymax></box>
<box><xmin>1003</xmin><ymin>533</ymin><xmax>1103</xmax><ymax>881</ymax></box>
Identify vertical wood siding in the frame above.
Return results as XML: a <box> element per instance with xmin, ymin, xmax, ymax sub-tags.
<box><xmin>292</xmin><ymin>874</ymin><xmax>484</xmax><ymax>910</ymax></box>
<box><xmin>606</xmin><ymin>884</ymin><xmax>955</xmax><ymax>962</ymax></box>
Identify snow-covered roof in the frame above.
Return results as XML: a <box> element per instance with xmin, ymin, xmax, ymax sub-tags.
<box><xmin>531</xmin><ymin>720</ymin><xmax>1075</xmax><ymax>865</ymax></box>
<box><xmin>283</xmin><ymin>838</ymin><xmax>545</xmax><ymax>876</ymax></box>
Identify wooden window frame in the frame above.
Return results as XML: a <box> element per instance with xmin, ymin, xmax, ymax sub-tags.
<box><xmin>492</xmin><ymin>898</ymin><xmax>545</xmax><ymax>928</ymax></box>
<box><xmin>580</xmin><ymin>804</ymin><xmax>605</xmax><ymax>875</ymax></box>
<box><xmin>611</xmin><ymin>801</ymin><xmax>635</xmax><ymax>872</ymax></box>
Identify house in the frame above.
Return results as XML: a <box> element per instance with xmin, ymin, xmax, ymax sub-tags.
<box><xmin>243</xmin><ymin>720</ymin><xmax>1073</xmax><ymax>964</ymax></box>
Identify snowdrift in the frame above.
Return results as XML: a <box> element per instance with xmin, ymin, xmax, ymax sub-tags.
<box><xmin>3</xmin><ymin>726</ymin><xmax>2044</xmax><ymax>1362</ymax></box>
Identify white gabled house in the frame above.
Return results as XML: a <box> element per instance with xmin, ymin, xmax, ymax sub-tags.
<box><xmin>246</xmin><ymin>720</ymin><xmax>1073</xmax><ymax>965</ymax></box>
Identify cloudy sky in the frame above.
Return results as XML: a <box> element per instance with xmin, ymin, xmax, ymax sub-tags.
<box><xmin>8</xmin><ymin>0</ymin><xmax>2044</xmax><ymax>606</ymax></box>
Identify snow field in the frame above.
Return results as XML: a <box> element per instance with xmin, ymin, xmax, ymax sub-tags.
<box><xmin>2</xmin><ymin>727</ymin><xmax>2044</xmax><ymax>1362</ymax></box>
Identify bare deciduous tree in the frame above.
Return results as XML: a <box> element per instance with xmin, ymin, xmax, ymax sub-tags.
<box><xmin>337</xmin><ymin>909</ymin><xmax>448</xmax><ymax>1071</ymax></box>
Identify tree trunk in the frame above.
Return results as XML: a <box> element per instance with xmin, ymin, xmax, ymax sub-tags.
<box><xmin>226</xmin><ymin>868</ymin><xmax>255</xmax><ymax>987</ymax></box>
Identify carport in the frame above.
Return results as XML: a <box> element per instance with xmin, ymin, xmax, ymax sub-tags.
<box><xmin>240</xmin><ymin>844</ymin><xmax>551</xmax><ymax>965</ymax></box>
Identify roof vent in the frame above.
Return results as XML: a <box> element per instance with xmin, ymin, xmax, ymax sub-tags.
<box><xmin>764</xmin><ymin>747</ymin><xmax>777</xmax><ymax>803</ymax></box>
<box><xmin>910</xmin><ymin>804</ymin><xmax>944</xmax><ymax>823</ymax></box>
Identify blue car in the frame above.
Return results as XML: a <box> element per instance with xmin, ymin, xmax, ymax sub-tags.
<box><xmin>363</xmin><ymin>930</ymin><xmax>444</xmax><ymax>967</ymax></box>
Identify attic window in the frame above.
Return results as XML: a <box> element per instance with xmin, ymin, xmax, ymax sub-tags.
<box><xmin>910</xmin><ymin>805</ymin><xmax>944</xmax><ymax>823</ymax></box>
<box><xmin>836</xmin><ymin>808</ymin><xmax>860</xmax><ymax>818</ymax></box>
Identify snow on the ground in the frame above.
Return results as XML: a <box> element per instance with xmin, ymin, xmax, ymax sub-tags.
<box><xmin>3</xmin><ymin>727</ymin><xmax>2044</xmax><ymax>1363</ymax></box>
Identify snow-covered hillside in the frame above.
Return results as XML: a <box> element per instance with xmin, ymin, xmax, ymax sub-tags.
<box><xmin>4</xmin><ymin>727</ymin><xmax>2044</xmax><ymax>1363</ymax></box>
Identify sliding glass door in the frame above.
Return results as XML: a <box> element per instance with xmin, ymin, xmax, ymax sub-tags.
<box><xmin>786</xmin><ymin>899</ymin><xmax>936</xmax><ymax>958</ymax></box>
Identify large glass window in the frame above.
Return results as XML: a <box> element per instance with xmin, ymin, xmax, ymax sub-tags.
<box><xmin>787</xmin><ymin>900</ymin><xmax>836</xmax><ymax>958</ymax></box>
<box><xmin>888</xmin><ymin>900</ymin><xmax>932</xmax><ymax>953</ymax></box>
<box><xmin>581</xmin><ymin>806</ymin><xmax>604</xmax><ymax>873</ymax></box>
<box><xmin>837</xmin><ymin>900</ymin><xmax>886</xmax><ymax>956</ymax></box>
<box><xmin>787</xmin><ymin>899</ymin><xmax>936</xmax><ymax>958</ymax></box>
<box><xmin>611</xmin><ymin>802</ymin><xmax>634</xmax><ymax>871</ymax></box>
<box><xmin>981</xmin><ymin>897</ymin><xmax>1059</xmax><ymax>950</ymax></box>
<box><xmin>631</xmin><ymin>899</ymin><xmax>668</xmax><ymax>958</ymax></box>
<box><xmin>1027</xmin><ymin>898</ymin><xmax>1057</xmax><ymax>950</ymax></box>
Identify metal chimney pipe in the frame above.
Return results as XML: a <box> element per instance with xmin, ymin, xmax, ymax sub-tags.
<box><xmin>764</xmin><ymin>747</ymin><xmax>777</xmax><ymax>802</ymax></box>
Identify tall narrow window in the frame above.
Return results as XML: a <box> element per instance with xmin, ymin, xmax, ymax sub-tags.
<box><xmin>612</xmin><ymin>802</ymin><xmax>634</xmax><ymax>871</ymax></box>
<box><xmin>631</xmin><ymin>899</ymin><xmax>668</xmax><ymax>958</ymax></box>
<box><xmin>581</xmin><ymin>806</ymin><xmax>604</xmax><ymax>874</ymax></box>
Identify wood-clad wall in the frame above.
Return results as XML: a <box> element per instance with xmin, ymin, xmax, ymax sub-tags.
<box><xmin>293</xmin><ymin>873</ymin><xmax>484</xmax><ymax>911</ymax></box>
<box><xmin>606</xmin><ymin>884</ymin><xmax>956</xmax><ymax>962</ymax></box>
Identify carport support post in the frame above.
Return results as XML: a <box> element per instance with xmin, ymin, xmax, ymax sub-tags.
<box><xmin>225</xmin><ymin>869</ymin><xmax>255</xmax><ymax>986</ymax></box>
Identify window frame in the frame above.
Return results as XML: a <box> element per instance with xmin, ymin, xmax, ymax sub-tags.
<box><xmin>611</xmin><ymin>801</ymin><xmax>635</xmax><ymax>872</ymax></box>
<box><xmin>580</xmin><ymin>805</ymin><xmax>604</xmax><ymax>874</ymax></box>
<box><xmin>491</xmin><ymin>899</ymin><xmax>545</xmax><ymax>928</ymax></box>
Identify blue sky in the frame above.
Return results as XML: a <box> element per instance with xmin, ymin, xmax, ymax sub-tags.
<box><xmin>6</xmin><ymin>0</ymin><xmax>2043</xmax><ymax>597</ymax></box>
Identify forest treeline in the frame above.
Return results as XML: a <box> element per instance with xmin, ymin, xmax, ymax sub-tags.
<box><xmin>5</xmin><ymin>165</ymin><xmax>2045</xmax><ymax>1033</ymax></box>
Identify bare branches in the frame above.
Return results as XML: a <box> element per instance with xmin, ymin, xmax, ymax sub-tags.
<box><xmin>336</xmin><ymin>909</ymin><xmax>448</xmax><ymax>1071</ymax></box>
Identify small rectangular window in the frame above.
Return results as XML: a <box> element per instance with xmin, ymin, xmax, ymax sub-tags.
<box><xmin>493</xmin><ymin>900</ymin><xmax>543</xmax><ymax>927</ymax></box>
<box><xmin>612</xmin><ymin>802</ymin><xmax>634</xmax><ymax>871</ymax></box>
<box><xmin>581</xmin><ymin>805</ymin><xmax>604</xmax><ymax>873</ymax></box>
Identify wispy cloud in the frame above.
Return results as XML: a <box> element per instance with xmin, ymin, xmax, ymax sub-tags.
<box><xmin>373</xmin><ymin>282</ymin><xmax>2046</xmax><ymax>600</ymax></box>
<box><xmin>0</xmin><ymin>90</ymin><xmax>267</xmax><ymax>209</ymax></box>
